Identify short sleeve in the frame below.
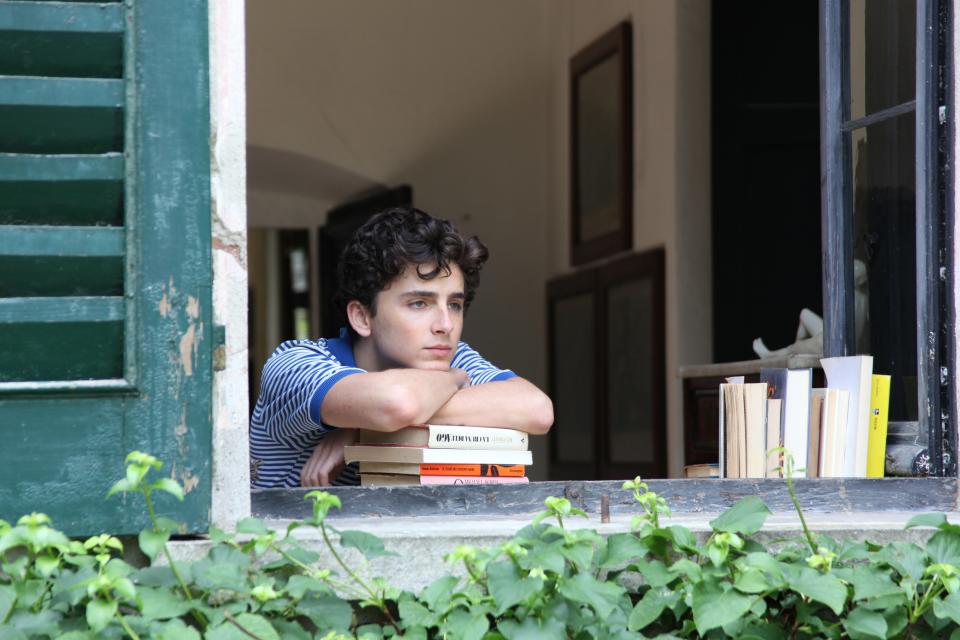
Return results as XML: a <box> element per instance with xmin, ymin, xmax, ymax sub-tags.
<box><xmin>450</xmin><ymin>341</ymin><xmax>517</xmax><ymax>385</ymax></box>
<box><xmin>256</xmin><ymin>339</ymin><xmax>364</xmax><ymax>440</ymax></box>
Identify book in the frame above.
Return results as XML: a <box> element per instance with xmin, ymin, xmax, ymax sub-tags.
<box><xmin>344</xmin><ymin>445</ymin><xmax>532</xmax><ymax>466</ymax></box>
<box><xmin>807</xmin><ymin>391</ymin><xmax>826</xmax><ymax>478</ymax></box>
<box><xmin>683</xmin><ymin>463</ymin><xmax>720</xmax><ymax>479</ymax></box>
<box><xmin>765</xmin><ymin>399</ymin><xmax>782</xmax><ymax>478</ymax></box>
<box><xmin>718</xmin><ymin>382</ymin><xmax>767</xmax><ymax>478</ymax></box>
<box><xmin>357</xmin><ymin>424</ymin><xmax>529</xmax><ymax>450</ymax></box>
<box><xmin>867</xmin><ymin>374</ymin><xmax>891</xmax><ymax>478</ymax></box>
<box><xmin>819</xmin><ymin>388</ymin><xmax>850</xmax><ymax>478</ymax></box>
<box><xmin>759</xmin><ymin>368</ymin><xmax>812</xmax><ymax>478</ymax></box>
<box><xmin>361</xmin><ymin>474</ymin><xmax>530</xmax><ymax>486</ymax></box>
<box><xmin>821</xmin><ymin>356</ymin><xmax>873</xmax><ymax>476</ymax></box>
<box><xmin>358</xmin><ymin>462</ymin><xmax>527</xmax><ymax>477</ymax></box>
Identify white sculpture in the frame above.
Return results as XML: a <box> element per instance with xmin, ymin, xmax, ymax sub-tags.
<box><xmin>752</xmin><ymin>260</ymin><xmax>868</xmax><ymax>360</ymax></box>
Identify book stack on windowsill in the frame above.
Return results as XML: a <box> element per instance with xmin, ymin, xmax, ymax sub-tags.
<box><xmin>345</xmin><ymin>424</ymin><xmax>532</xmax><ymax>486</ymax></box>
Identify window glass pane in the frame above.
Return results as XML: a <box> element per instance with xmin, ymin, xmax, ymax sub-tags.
<box><xmin>553</xmin><ymin>293</ymin><xmax>595</xmax><ymax>463</ymax></box>
<box><xmin>606</xmin><ymin>278</ymin><xmax>655</xmax><ymax>464</ymax></box>
<box><xmin>848</xmin><ymin>0</ymin><xmax>916</xmax><ymax>120</ymax></box>
<box><xmin>851</xmin><ymin>111</ymin><xmax>917</xmax><ymax>421</ymax></box>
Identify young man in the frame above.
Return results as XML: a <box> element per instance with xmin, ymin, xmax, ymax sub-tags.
<box><xmin>250</xmin><ymin>207</ymin><xmax>554</xmax><ymax>487</ymax></box>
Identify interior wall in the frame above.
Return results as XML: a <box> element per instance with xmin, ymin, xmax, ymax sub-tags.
<box><xmin>246</xmin><ymin>1</ymin><xmax>555</xmax><ymax>477</ymax></box>
<box><xmin>547</xmin><ymin>1</ymin><xmax>712</xmax><ymax>478</ymax></box>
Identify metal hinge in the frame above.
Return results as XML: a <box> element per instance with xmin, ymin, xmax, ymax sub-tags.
<box><xmin>213</xmin><ymin>324</ymin><xmax>227</xmax><ymax>371</ymax></box>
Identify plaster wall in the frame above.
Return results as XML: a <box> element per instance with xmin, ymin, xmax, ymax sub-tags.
<box><xmin>210</xmin><ymin>0</ymin><xmax>250</xmax><ymax>527</ymax></box>
<box><xmin>246</xmin><ymin>1</ymin><xmax>555</xmax><ymax>477</ymax></box>
<box><xmin>546</xmin><ymin>1</ymin><xmax>712</xmax><ymax>478</ymax></box>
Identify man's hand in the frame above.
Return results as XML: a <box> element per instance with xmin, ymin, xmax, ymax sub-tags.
<box><xmin>300</xmin><ymin>428</ymin><xmax>358</xmax><ymax>487</ymax></box>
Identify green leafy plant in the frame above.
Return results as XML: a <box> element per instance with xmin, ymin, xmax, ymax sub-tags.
<box><xmin>2</xmin><ymin>451</ymin><xmax>960</xmax><ymax>638</ymax></box>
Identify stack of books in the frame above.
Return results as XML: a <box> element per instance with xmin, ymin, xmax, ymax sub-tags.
<box><xmin>344</xmin><ymin>424</ymin><xmax>532</xmax><ymax>486</ymax></box>
<box><xmin>718</xmin><ymin>356</ymin><xmax>891</xmax><ymax>479</ymax></box>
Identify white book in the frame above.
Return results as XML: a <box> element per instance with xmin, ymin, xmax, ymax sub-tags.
<box><xmin>820</xmin><ymin>356</ymin><xmax>873</xmax><ymax>477</ymax></box>
<box><xmin>344</xmin><ymin>445</ymin><xmax>532</xmax><ymax>466</ymax></box>
<box><xmin>759</xmin><ymin>368</ymin><xmax>812</xmax><ymax>478</ymax></box>
<box><xmin>819</xmin><ymin>388</ymin><xmax>850</xmax><ymax>477</ymax></box>
<box><xmin>358</xmin><ymin>424</ymin><xmax>529</xmax><ymax>450</ymax></box>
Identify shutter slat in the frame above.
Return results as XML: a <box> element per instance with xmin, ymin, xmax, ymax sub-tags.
<box><xmin>0</xmin><ymin>75</ymin><xmax>122</xmax><ymax>108</ymax></box>
<box><xmin>0</xmin><ymin>225</ymin><xmax>123</xmax><ymax>257</ymax></box>
<box><xmin>0</xmin><ymin>1</ymin><xmax>124</xmax><ymax>34</ymax></box>
<box><xmin>0</xmin><ymin>296</ymin><xmax>123</xmax><ymax>323</ymax></box>
<box><xmin>0</xmin><ymin>153</ymin><xmax>122</xmax><ymax>181</ymax></box>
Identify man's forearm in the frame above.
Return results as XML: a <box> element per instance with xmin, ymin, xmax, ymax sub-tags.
<box><xmin>321</xmin><ymin>368</ymin><xmax>466</xmax><ymax>431</ymax></box>
<box><xmin>428</xmin><ymin>378</ymin><xmax>554</xmax><ymax>434</ymax></box>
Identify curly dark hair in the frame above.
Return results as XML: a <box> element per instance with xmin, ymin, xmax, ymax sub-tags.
<box><xmin>334</xmin><ymin>207</ymin><xmax>489</xmax><ymax>333</ymax></box>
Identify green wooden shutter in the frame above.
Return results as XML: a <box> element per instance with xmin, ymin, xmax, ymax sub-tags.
<box><xmin>0</xmin><ymin>0</ymin><xmax>213</xmax><ymax>536</ymax></box>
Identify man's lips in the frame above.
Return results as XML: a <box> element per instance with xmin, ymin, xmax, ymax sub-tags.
<box><xmin>425</xmin><ymin>346</ymin><xmax>452</xmax><ymax>354</ymax></box>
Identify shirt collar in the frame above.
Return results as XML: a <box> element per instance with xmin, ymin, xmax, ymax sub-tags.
<box><xmin>325</xmin><ymin>327</ymin><xmax>359</xmax><ymax>368</ymax></box>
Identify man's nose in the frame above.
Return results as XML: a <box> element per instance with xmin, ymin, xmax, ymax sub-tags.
<box><xmin>432</xmin><ymin>308</ymin><xmax>453</xmax><ymax>334</ymax></box>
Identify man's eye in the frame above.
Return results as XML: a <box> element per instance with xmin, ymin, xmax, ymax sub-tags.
<box><xmin>409</xmin><ymin>300</ymin><xmax>427</xmax><ymax>309</ymax></box>
<box><xmin>449</xmin><ymin>302</ymin><xmax>463</xmax><ymax>312</ymax></box>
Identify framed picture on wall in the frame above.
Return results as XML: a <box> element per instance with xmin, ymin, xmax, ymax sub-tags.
<box><xmin>570</xmin><ymin>21</ymin><xmax>633</xmax><ymax>266</ymax></box>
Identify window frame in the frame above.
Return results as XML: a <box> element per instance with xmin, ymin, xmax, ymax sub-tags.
<box><xmin>819</xmin><ymin>0</ymin><xmax>956</xmax><ymax>477</ymax></box>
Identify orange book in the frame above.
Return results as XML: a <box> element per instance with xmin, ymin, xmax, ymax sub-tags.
<box><xmin>359</xmin><ymin>462</ymin><xmax>526</xmax><ymax>477</ymax></box>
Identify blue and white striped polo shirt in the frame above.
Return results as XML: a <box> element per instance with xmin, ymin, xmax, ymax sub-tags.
<box><xmin>249</xmin><ymin>333</ymin><xmax>516</xmax><ymax>488</ymax></box>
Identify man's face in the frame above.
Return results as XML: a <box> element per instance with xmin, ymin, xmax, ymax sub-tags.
<box><xmin>364</xmin><ymin>263</ymin><xmax>465</xmax><ymax>371</ymax></box>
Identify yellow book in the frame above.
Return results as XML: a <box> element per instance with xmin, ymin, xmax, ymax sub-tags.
<box><xmin>866</xmin><ymin>374</ymin><xmax>891</xmax><ymax>477</ymax></box>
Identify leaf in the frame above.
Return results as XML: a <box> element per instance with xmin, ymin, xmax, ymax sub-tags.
<box><xmin>498</xmin><ymin>616</ymin><xmax>567</xmax><ymax>640</ymax></box>
<box><xmin>106</xmin><ymin>478</ymin><xmax>134</xmax><ymax>498</ymax></box>
<box><xmin>419</xmin><ymin>575</ymin><xmax>459</xmax><ymax>610</ymax></box>
<box><xmin>906</xmin><ymin>513</ymin><xmax>949</xmax><ymax>529</ymax></box>
<box><xmin>933</xmin><ymin>590</ymin><xmax>960</xmax><ymax>625</ymax></box>
<box><xmin>398</xmin><ymin>597</ymin><xmax>436</xmax><ymax>628</ymax></box>
<box><xmin>848</xmin><ymin>567</ymin><xmax>902</xmax><ymax>602</ymax></box>
<box><xmin>522</xmin><ymin>540</ymin><xmax>565</xmax><ymax>574</ymax></box>
<box><xmin>486</xmin><ymin>560</ymin><xmax>544</xmax><ymax>614</ymax></box>
<box><xmin>558</xmin><ymin>572</ymin><xmax>625</xmax><ymax>619</ymax></box>
<box><xmin>559</xmin><ymin>541</ymin><xmax>595</xmax><ymax>570</ymax></box>
<box><xmin>150</xmin><ymin>478</ymin><xmax>184</xmax><ymax>501</ymax></box>
<box><xmin>235</xmin><ymin>517</ymin><xmax>269</xmax><ymax>536</ymax></box>
<box><xmin>734</xmin><ymin>566</ymin><xmax>771</xmax><ymax>594</ymax></box>
<box><xmin>338</xmin><ymin>530</ymin><xmax>398</xmax><ymax>560</ymax></box>
<box><xmin>633</xmin><ymin>558</ymin><xmax>675</xmax><ymax>587</ymax></box>
<box><xmin>284</xmin><ymin>575</ymin><xmax>330</xmax><ymax>599</ymax></box>
<box><xmin>628</xmin><ymin>586</ymin><xmax>676</xmax><ymax>631</ymax></box>
<box><xmin>600</xmin><ymin>533</ymin><xmax>648</xmax><ymax>569</ymax></box>
<box><xmin>137</xmin><ymin>586</ymin><xmax>192</xmax><ymax>622</ymax></box>
<box><xmin>709</xmin><ymin>496</ymin><xmax>770</xmax><ymax>535</ymax></box>
<box><xmin>85</xmin><ymin>598</ymin><xmax>117</xmax><ymax>633</ymax></box>
<box><xmin>0</xmin><ymin>585</ymin><xmax>15</xmax><ymax>622</ymax></box>
<box><xmin>787</xmin><ymin>567</ymin><xmax>847</xmax><ymax>615</ymax></box>
<box><xmin>876</xmin><ymin>542</ymin><xmax>928</xmax><ymax>582</ymax></box>
<box><xmin>842</xmin><ymin>606</ymin><xmax>887</xmax><ymax>640</ymax></box>
<box><xmin>928</xmin><ymin>531</ymin><xmax>960</xmax><ymax>567</ymax></box>
<box><xmin>34</xmin><ymin>553</ymin><xmax>58</xmax><ymax>577</ymax></box>
<box><xmin>668</xmin><ymin>526</ymin><xmax>699</xmax><ymax>553</ymax></box>
<box><xmin>150</xmin><ymin>618</ymin><xmax>202</xmax><ymax>640</ymax></box>
<box><xmin>269</xmin><ymin>619</ymin><xmax>313</xmax><ymax>640</ymax></box>
<box><xmin>206</xmin><ymin>614</ymin><xmax>280</xmax><ymax>640</ymax></box>
<box><xmin>668</xmin><ymin>558</ymin><xmax>702</xmax><ymax>584</ymax></box>
<box><xmin>461</xmin><ymin>611</ymin><xmax>490</xmax><ymax>640</ymax></box>
<box><xmin>691</xmin><ymin>582</ymin><xmax>755</xmax><ymax>635</ymax></box>
<box><xmin>138</xmin><ymin>528</ymin><xmax>170</xmax><ymax>561</ymax></box>
<box><xmin>296</xmin><ymin>593</ymin><xmax>353</xmax><ymax>631</ymax></box>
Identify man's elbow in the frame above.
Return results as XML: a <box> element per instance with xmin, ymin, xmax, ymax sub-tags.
<box><xmin>377</xmin><ymin>387</ymin><xmax>422</xmax><ymax>431</ymax></box>
<box><xmin>526</xmin><ymin>394</ymin><xmax>554</xmax><ymax>436</ymax></box>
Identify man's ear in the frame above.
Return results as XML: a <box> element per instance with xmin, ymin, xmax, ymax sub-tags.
<box><xmin>346</xmin><ymin>300</ymin><xmax>373</xmax><ymax>337</ymax></box>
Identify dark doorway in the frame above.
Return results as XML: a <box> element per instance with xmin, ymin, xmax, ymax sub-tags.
<box><xmin>712</xmin><ymin>2</ymin><xmax>822</xmax><ymax>362</ymax></box>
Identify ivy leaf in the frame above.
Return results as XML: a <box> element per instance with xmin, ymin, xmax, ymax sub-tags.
<box><xmin>338</xmin><ymin>530</ymin><xmax>398</xmax><ymax>560</ymax></box>
<box><xmin>522</xmin><ymin>540</ymin><xmax>565</xmax><ymax>574</ymax></box>
<box><xmin>668</xmin><ymin>558</ymin><xmax>702</xmax><ymax>584</ymax></box>
<box><xmin>85</xmin><ymin>598</ymin><xmax>117</xmax><ymax>633</ymax></box>
<box><xmin>734</xmin><ymin>566</ymin><xmax>771</xmax><ymax>594</ymax></box>
<box><xmin>137</xmin><ymin>586</ymin><xmax>191</xmax><ymax>622</ymax></box>
<box><xmin>559</xmin><ymin>541</ymin><xmax>595</xmax><ymax>570</ymax></box>
<box><xmin>848</xmin><ymin>566</ymin><xmax>902</xmax><ymax>602</ymax></box>
<box><xmin>628</xmin><ymin>586</ymin><xmax>676</xmax><ymax>631</ymax></box>
<box><xmin>842</xmin><ymin>606</ymin><xmax>887</xmax><ymax>640</ymax></box>
<box><xmin>442</xmin><ymin>607</ymin><xmax>489</xmax><ymax>640</ymax></box>
<box><xmin>668</xmin><ymin>526</ymin><xmax>699</xmax><ymax>553</ymax></box>
<box><xmin>6</xmin><ymin>610</ymin><xmax>62</xmax><ymax>637</ymax></box>
<box><xmin>599</xmin><ymin>533</ymin><xmax>648</xmax><ymax>569</ymax></box>
<box><xmin>635</xmin><ymin>558</ymin><xmax>675</xmax><ymax>587</ymax></box>
<box><xmin>149</xmin><ymin>478</ymin><xmax>184</xmax><ymax>501</ymax></box>
<box><xmin>927</xmin><ymin>531</ymin><xmax>960</xmax><ymax>567</ymax></box>
<box><xmin>884</xmin><ymin>606</ymin><xmax>908</xmax><ymax>638</ymax></box>
<box><xmin>932</xmin><ymin>590</ymin><xmax>960</xmax><ymax>625</ymax></box>
<box><xmin>206</xmin><ymin>614</ymin><xmax>280</xmax><ymax>640</ymax></box>
<box><xmin>150</xmin><ymin>618</ymin><xmax>202</xmax><ymax>640</ymax></box>
<box><xmin>461</xmin><ymin>611</ymin><xmax>489</xmax><ymax>640</ymax></box>
<box><xmin>691</xmin><ymin>582</ymin><xmax>754</xmax><ymax>635</ymax></box>
<box><xmin>498</xmin><ymin>616</ymin><xmax>567</xmax><ymax>640</ymax></box>
<box><xmin>284</xmin><ymin>575</ymin><xmax>330</xmax><ymax>600</ymax></box>
<box><xmin>138</xmin><ymin>528</ymin><xmax>170</xmax><ymax>561</ymax></box>
<box><xmin>398</xmin><ymin>596</ymin><xmax>437</xmax><ymax>628</ymax></box>
<box><xmin>787</xmin><ymin>567</ymin><xmax>847</xmax><ymax>615</ymax></box>
<box><xmin>0</xmin><ymin>584</ymin><xmax>15</xmax><ymax>622</ymax></box>
<box><xmin>905</xmin><ymin>513</ymin><xmax>949</xmax><ymax>529</ymax></box>
<box><xmin>419</xmin><ymin>575</ymin><xmax>459</xmax><ymax>610</ymax></box>
<box><xmin>876</xmin><ymin>542</ymin><xmax>927</xmax><ymax>582</ymax></box>
<box><xmin>191</xmin><ymin>547</ymin><xmax>250</xmax><ymax>592</ymax></box>
<box><xmin>559</xmin><ymin>572</ymin><xmax>625</xmax><ymax>619</ymax></box>
<box><xmin>709</xmin><ymin>496</ymin><xmax>770</xmax><ymax>535</ymax></box>
<box><xmin>486</xmin><ymin>560</ymin><xmax>544</xmax><ymax>614</ymax></box>
<box><xmin>738</xmin><ymin>621</ymin><xmax>786</xmax><ymax>640</ymax></box>
<box><xmin>235</xmin><ymin>517</ymin><xmax>269</xmax><ymax>536</ymax></box>
<box><xmin>296</xmin><ymin>593</ymin><xmax>353</xmax><ymax>631</ymax></box>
